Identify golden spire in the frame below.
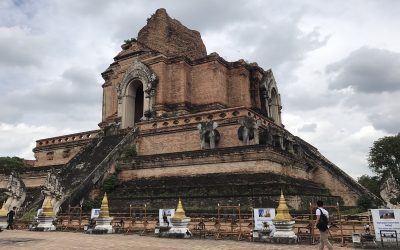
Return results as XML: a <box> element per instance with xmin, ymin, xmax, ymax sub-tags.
<box><xmin>42</xmin><ymin>197</ymin><xmax>55</xmax><ymax>217</ymax></box>
<box><xmin>99</xmin><ymin>193</ymin><xmax>110</xmax><ymax>218</ymax></box>
<box><xmin>172</xmin><ymin>198</ymin><xmax>188</xmax><ymax>220</ymax></box>
<box><xmin>0</xmin><ymin>201</ymin><xmax>8</xmax><ymax>216</ymax></box>
<box><xmin>273</xmin><ymin>190</ymin><xmax>292</xmax><ymax>221</ymax></box>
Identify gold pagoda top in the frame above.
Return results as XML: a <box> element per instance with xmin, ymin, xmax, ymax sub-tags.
<box><xmin>273</xmin><ymin>190</ymin><xmax>292</xmax><ymax>221</ymax></box>
<box><xmin>0</xmin><ymin>201</ymin><xmax>8</xmax><ymax>217</ymax></box>
<box><xmin>99</xmin><ymin>193</ymin><xmax>110</xmax><ymax>218</ymax></box>
<box><xmin>172</xmin><ymin>198</ymin><xmax>189</xmax><ymax>220</ymax></box>
<box><xmin>42</xmin><ymin>197</ymin><xmax>55</xmax><ymax>217</ymax></box>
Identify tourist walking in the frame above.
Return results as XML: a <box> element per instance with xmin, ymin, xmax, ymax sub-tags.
<box><xmin>6</xmin><ymin>206</ymin><xmax>16</xmax><ymax>230</ymax></box>
<box><xmin>315</xmin><ymin>201</ymin><xmax>333</xmax><ymax>250</ymax></box>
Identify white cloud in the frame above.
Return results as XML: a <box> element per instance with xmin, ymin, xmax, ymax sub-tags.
<box><xmin>0</xmin><ymin>123</ymin><xmax>57</xmax><ymax>158</ymax></box>
<box><xmin>327</xmin><ymin>47</ymin><xmax>400</xmax><ymax>93</ymax></box>
<box><xmin>298</xmin><ymin>123</ymin><xmax>317</xmax><ymax>132</ymax></box>
<box><xmin>0</xmin><ymin>26</ymin><xmax>44</xmax><ymax>67</ymax></box>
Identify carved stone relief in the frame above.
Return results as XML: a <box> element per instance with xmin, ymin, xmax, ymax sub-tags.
<box><xmin>4</xmin><ymin>172</ymin><xmax>26</xmax><ymax>210</ymax></box>
<box><xmin>197</xmin><ymin>121</ymin><xmax>220</xmax><ymax>149</ymax></box>
<box><xmin>41</xmin><ymin>169</ymin><xmax>64</xmax><ymax>214</ymax></box>
<box><xmin>237</xmin><ymin>117</ymin><xmax>261</xmax><ymax>145</ymax></box>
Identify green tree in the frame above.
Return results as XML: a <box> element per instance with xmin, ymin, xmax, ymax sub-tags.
<box><xmin>82</xmin><ymin>197</ymin><xmax>102</xmax><ymax>212</ymax></box>
<box><xmin>368</xmin><ymin>134</ymin><xmax>400</xmax><ymax>183</ymax></box>
<box><xmin>0</xmin><ymin>156</ymin><xmax>26</xmax><ymax>174</ymax></box>
<box><xmin>357</xmin><ymin>193</ymin><xmax>375</xmax><ymax>211</ymax></box>
<box><xmin>357</xmin><ymin>175</ymin><xmax>381</xmax><ymax>197</ymax></box>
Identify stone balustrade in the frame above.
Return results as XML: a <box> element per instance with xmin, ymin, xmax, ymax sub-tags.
<box><xmin>35</xmin><ymin>130</ymin><xmax>100</xmax><ymax>148</ymax></box>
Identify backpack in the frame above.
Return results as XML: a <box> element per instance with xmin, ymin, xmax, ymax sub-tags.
<box><xmin>316</xmin><ymin>208</ymin><xmax>329</xmax><ymax>231</ymax></box>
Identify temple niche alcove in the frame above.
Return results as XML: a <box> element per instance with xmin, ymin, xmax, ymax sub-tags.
<box><xmin>116</xmin><ymin>60</ymin><xmax>158</xmax><ymax>129</ymax></box>
<box><xmin>121</xmin><ymin>80</ymin><xmax>144</xmax><ymax>128</ymax></box>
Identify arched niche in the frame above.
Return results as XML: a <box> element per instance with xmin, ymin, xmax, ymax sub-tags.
<box><xmin>121</xmin><ymin>80</ymin><xmax>144</xmax><ymax>128</ymax></box>
<box><xmin>260</xmin><ymin>71</ymin><xmax>282</xmax><ymax>126</ymax></box>
<box><xmin>269</xmin><ymin>88</ymin><xmax>281</xmax><ymax>125</ymax></box>
<box><xmin>259</xmin><ymin>83</ymin><xmax>268</xmax><ymax>116</ymax></box>
<box><xmin>117</xmin><ymin>60</ymin><xmax>158</xmax><ymax>129</ymax></box>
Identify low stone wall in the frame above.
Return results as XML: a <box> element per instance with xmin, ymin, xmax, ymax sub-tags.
<box><xmin>108</xmin><ymin>171</ymin><xmax>340</xmax><ymax>212</ymax></box>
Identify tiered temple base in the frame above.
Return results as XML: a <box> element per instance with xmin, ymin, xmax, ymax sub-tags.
<box><xmin>272</xmin><ymin>221</ymin><xmax>298</xmax><ymax>244</ymax></box>
<box><xmin>167</xmin><ymin>217</ymin><xmax>191</xmax><ymax>238</ymax></box>
<box><xmin>156</xmin><ymin>199</ymin><xmax>192</xmax><ymax>239</ymax></box>
<box><xmin>35</xmin><ymin>215</ymin><xmax>56</xmax><ymax>231</ymax></box>
<box><xmin>93</xmin><ymin>217</ymin><xmax>113</xmax><ymax>234</ymax></box>
<box><xmin>0</xmin><ymin>217</ymin><xmax>7</xmax><ymax>229</ymax></box>
<box><xmin>109</xmin><ymin>171</ymin><xmax>340</xmax><ymax>213</ymax></box>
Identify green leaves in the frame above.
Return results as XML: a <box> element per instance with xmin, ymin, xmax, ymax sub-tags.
<box><xmin>0</xmin><ymin>156</ymin><xmax>26</xmax><ymax>174</ymax></box>
<box><xmin>357</xmin><ymin>175</ymin><xmax>381</xmax><ymax>197</ymax></box>
<box><xmin>368</xmin><ymin>134</ymin><xmax>400</xmax><ymax>182</ymax></box>
<box><xmin>102</xmin><ymin>174</ymin><xmax>121</xmax><ymax>193</ymax></box>
<box><xmin>125</xmin><ymin>146</ymin><xmax>137</xmax><ymax>158</ymax></box>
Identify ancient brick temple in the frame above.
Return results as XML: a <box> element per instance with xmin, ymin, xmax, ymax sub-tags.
<box><xmin>1</xmin><ymin>9</ymin><xmax>370</xmax><ymax>213</ymax></box>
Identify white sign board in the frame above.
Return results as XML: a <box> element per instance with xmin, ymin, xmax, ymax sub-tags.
<box><xmin>159</xmin><ymin>209</ymin><xmax>175</xmax><ymax>227</ymax></box>
<box><xmin>91</xmin><ymin>208</ymin><xmax>101</xmax><ymax>219</ymax></box>
<box><xmin>371</xmin><ymin>209</ymin><xmax>400</xmax><ymax>241</ymax></box>
<box><xmin>253</xmin><ymin>208</ymin><xmax>275</xmax><ymax>231</ymax></box>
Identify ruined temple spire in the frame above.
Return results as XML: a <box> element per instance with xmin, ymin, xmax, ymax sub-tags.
<box><xmin>137</xmin><ymin>8</ymin><xmax>207</xmax><ymax>60</ymax></box>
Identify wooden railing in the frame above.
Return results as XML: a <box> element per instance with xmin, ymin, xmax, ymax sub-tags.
<box><xmin>12</xmin><ymin>213</ymin><xmax>375</xmax><ymax>246</ymax></box>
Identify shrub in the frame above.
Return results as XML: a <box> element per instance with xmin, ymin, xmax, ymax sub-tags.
<box><xmin>125</xmin><ymin>146</ymin><xmax>137</xmax><ymax>158</ymax></box>
<box><xmin>357</xmin><ymin>194</ymin><xmax>375</xmax><ymax>211</ymax></box>
<box><xmin>123</xmin><ymin>37</ymin><xmax>136</xmax><ymax>44</ymax></box>
<box><xmin>0</xmin><ymin>156</ymin><xmax>26</xmax><ymax>174</ymax></box>
<box><xmin>21</xmin><ymin>207</ymin><xmax>38</xmax><ymax>221</ymax></box>
<box><xmin>102</xmin><ymin>174</ymin><xmax>121</xmax><ymax>193</ymax></box>
<box><xmin>82</xmin><ymin>197</ymin><xmax>102</xmax><ymax>212</ymax></box>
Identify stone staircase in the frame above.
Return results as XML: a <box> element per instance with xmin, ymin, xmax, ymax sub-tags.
<box><xmin>19</xmin><ymin>129</ymin><xmax>138</xmax><ymax>217</ymax></box>
<box><xmin>56</xmin><ymin>129</ymin><xmax>138</xmax><ymax>210</ymax></box>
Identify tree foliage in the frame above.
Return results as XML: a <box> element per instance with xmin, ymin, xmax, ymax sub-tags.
<box><xmin>0</xmin><ymin>156</ymin><xmax>26</xmax><ymax>174</ymax></box>
<box><xmin>357</xmin><ymin>175</ymin><xmax>381</xmax><ymax>197</ymax></box>
<box><xmin>125</xmin><ymin>146</ymin><xmax>137</xmax><ymax>158</ymax></box>
<box><xmin>82</xmin><ymin>196</ymin><xmax>102</xmax><ymax>212</ymax></box>
<box><xmin>357</xmin><ymin>193</ymin><xmax>375</xmax><ymax>211</ymax></box>
<box><xmin>102</xmin><ymin>174</ymin><xmax>121</xmax><ymax>193</ymax></box>
<box><xmin>368</xmin><ymin>134</ymin><xmax>400</xmax><ymax>182</ymax></box>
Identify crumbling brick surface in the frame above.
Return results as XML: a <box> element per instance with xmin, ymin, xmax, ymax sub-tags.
<box><xmin>137</xmin><ymin>8</ymin><xmax>207</xmax><ymax>60</ymax></box>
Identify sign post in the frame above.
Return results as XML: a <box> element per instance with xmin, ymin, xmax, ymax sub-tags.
<box><xmin>371</xmin><ymin>209</ymin><xmax>400</xmax><ymax>242</ymax></box>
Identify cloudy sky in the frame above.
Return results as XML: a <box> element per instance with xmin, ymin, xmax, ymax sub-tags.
<box><xmin>1</xmin><ymin>0</ymin><xmax>399</xmax><ymax>178</ymax></box>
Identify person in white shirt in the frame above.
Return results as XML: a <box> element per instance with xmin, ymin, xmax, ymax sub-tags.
<box><xmin>315</xmin><ymin>200</ymin><xmax>333</xmax><ymax>250</ymax></box>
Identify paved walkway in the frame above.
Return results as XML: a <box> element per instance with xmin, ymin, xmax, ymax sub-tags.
<box><xmin>0</xmin><ymin>230</ymin><xmax>354</xmax><ymax>249</ymax></box>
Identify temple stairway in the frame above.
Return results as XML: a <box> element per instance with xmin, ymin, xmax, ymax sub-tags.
<box><xmin>18</xmin><ymin>129</ymin><xmax>138</xmax><ymax>216</ymax></box>
<box><xmin>57</xmin><ymin>129</ymin><xmax>137</xmax><ymax>210</ymax></box>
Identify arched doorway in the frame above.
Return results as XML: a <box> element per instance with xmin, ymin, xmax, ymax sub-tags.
<box><xmin>134</xmin><ymin>84</ymin><xmax>144</xmax><ymax>123</ymax></box>
<box><xmin>116</xmin><ymin>60</ymin><xmax>158</xmax><ymax>129</ymax></box>
<box><xmin>122</xmin><ymin>80</ymin><xmax>144</xmax><ymax>128</ymax></box>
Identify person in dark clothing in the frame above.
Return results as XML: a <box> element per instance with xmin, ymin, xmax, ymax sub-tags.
<box><xmin>6</xmin><ymin>207</ymin><xmax>16</xmax><ymax>230</ymax></box>
<box><xmin>315</xmin><ymin>201</ymin><xmax>333</xmax><ymax>250</ymax></box>
<box><xmin>162</xmin><ymin>211</ymin><xmax>169</xmax><ymax>226</ymax></box>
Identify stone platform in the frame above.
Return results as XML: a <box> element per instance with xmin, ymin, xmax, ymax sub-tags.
<box><xmin>0</xmin><ymin>230</ymin><xmax>355</xmax><ymax>250</ymax></box>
